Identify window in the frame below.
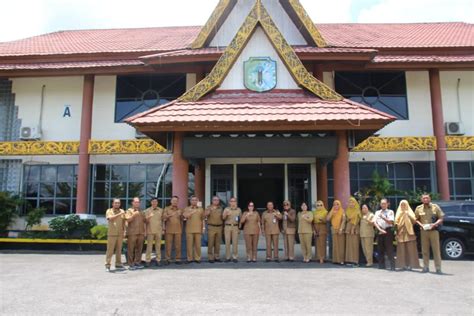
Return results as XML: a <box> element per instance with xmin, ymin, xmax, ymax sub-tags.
<box><xmin>288</xmin><ymin>164</ymin><xmax>311</xmax><ymax>211</ymax></box>
<box><xmin>210</xmin><ymin>165</ymin><xmax>234</xmax><ymax>206</ymax></box>
<box><xmin>335</xmin><ymin>71</ymin><xmax>409</xmax><ymax>120</ymax></box>
<box><xmin>448</xmin><ymin>161</ymin><xmax>474</xmax><ymax>200</ymax></box>
<box><xmin>23</xmin><ymin>165</ymin><xmax>77</xmax><ymax>215</ymax></box>
<box><xmin>115</xmin><ymin>74</ymin><xmax>186</xmax><ymax>122</ymax></box>
<box><xmin>91</xmin><ymin>164</ymin><xmax>172</xmax><ymax>215</ymax></box>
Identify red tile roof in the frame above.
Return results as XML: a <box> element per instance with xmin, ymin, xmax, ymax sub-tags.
<box><xmin>0</xmin><ymin>60</ymin><xmax>143</xmax><ymax>70</ymax></box>
<box><xmin>128</xmin><ymin>90</ymin><xmax>395</xmax><ymax>126</ymax></box>
<box><xmin>0</xmin><ymin>23</ymin><xmax>471</xmax><ymax>58</ymax></box>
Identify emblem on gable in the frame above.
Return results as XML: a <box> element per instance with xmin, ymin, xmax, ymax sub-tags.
<box><xmin>244</xmin><ymin>57</ymin><xmax>277</xmax><ymax>92</ymax></box>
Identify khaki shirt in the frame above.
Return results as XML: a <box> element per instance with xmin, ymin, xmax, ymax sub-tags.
<box><xmin>164</xmin><ymin>206</ymin><xmax>183</xmax><ymax>234</ymax></box>
<box><xmin>106</xmin><ymin>208</ymin><xmax>125</xmax><ymax>237</ymax></box>
<box><xmin>125</xmin><ymin>208</ymin><xmax>145</xmax><ymax>236</ymax></box>
<box><xmin>144</xmin><ymin>207</ymin><xmax>163</xmax><ymax>235</ymax></box>
<box><xmin>262</xmin><ymin>210</ymin><xmax>281</xmax><ymax>235</ymax></box>
<box><xmin>184</xmin><ymin>206</ymin><xmax>204</xmax><ymax>234</ymax></box>
<box><xmin>360</xmin><ymin>212</ymin><xmax>375</xmax><ymax>238</ymax></box>
<box><xmin>205</xmin><ymin>205</ymin><xmax>223</xmax><ymax>226</ymax></box>
<box><xmin>298</xmin><ymin>211</ymin><xmax>314</xmax><ymax>234</ymax></box>
<box><xmin>415</xmin><ymin>203</ymin><xmax>445</xmax><ymax>225</ymax></box>
<box><xmin>242</xmin><ymin>211</ymin><xmax>260</xmax><ymax>235</ymax></box>
<box><xmin>282</xmin><ymin>208</ymin><xmax>296</xmax><ymax>234</ymax></box>
<box><xmin>223</xmin><ymin>207</ymin><xmax>242</xmax><ymax>225</ymax></box>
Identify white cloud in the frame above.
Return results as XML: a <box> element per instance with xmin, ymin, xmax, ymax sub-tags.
<box><xmin>357</xmin><ymin>0</ymin><xmax>473</xmax><ymax>23</ymax></box>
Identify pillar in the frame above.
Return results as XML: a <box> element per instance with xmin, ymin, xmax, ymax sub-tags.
<box><xmin>76</xmin><ymin>75</ymin><xmax>95</xmax><ymax>214</ymax></box>
<box><xmin>429</xmin><ymin>69</ymin><xmax>450</xmax><ymax>200</ymax></box>
<box><xmin>333</xmin><ymin>131</ymin><xmax>351</xmax><ymax>208</ymax></box>
<box><xmin>194</xmin><ymin>160</ymin><xmax>205</xmax><ymax>203</ymax></box>
<box><xmin>172</xmin><ymin>132</ymin><xmax>189</xmax><ymax>208</ymax></box>
<box><xmin>317</xmin><ymin>160</ymin><xmax>328</xmax><ymax>207</ymax></box>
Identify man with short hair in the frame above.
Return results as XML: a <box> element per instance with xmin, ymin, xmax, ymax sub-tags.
<box><xmin>222</xmin><ymin>197</ymin><xmax>242</xmax><ymax>263</ymax></box>
<box><xmin>144</xmin><ymin>197</ymin><xmax>163</xmax><ymax>267</ymax></box>
<box><xmin>374</xmin><ymin>198</ymin><xmax>395</xmax><ymax>270</ymax></box>
<box><xmin>261</xmin><ymin>201</ymin><xmax>283</xmax><ymax>262</ymax></box>
<box><xmin>125</xmin><ymin>197</ymin><xmax>146</xmax><ymax>270</ymax></box>
<box><xmin>282</xmin><ymin>200</ymin><xmax>296</xmax><ymax>261</ymax></box>
<box><xmin>205</xmin><ymin>196</ymin><xmax>224</xmax><ymax>263</ymax></box>
<box><xmin>415</xmin><ymin>194</ymin><xmax>445</xmax><ymax>274</ymax></box>
<box><xmin>163</xmin><ymin>196</ymin><xmax>183</xmax><ymax>265</ymax></box>
<box><xmin>105</xmin><ymin>198</ymin><xmax>125</xmax><ymax>272</ymax></box>
<box><xmin>183</xmin><ymin>196</ymin><xmax>205</xmax><ymax>263</ymax></box>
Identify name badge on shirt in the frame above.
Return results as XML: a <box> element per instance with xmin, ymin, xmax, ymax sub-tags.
<box><xmin>235</xmin><ymin>216</ymin><xmax>239</xmax><ymax>222</ymax></box>
<box><xmin>272</xmin><ymin>217</ymin><xmax>277</xmax><ymax>224</ymax></box>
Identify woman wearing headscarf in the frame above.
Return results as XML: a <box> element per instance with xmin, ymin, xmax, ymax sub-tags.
<box><xmin>298</xmin><ymin>202</ymin><xmax>314</xmax><ymax>263</ymax></box>
<box><xmin>395</xmin><ymin>200</ymin><xmax>421</xmax><ymax>270</ymax></box>
<box><xmin>313</xmin><ymin>200</ymin><xmax>328</xmax><ymax>264</ymax></box>
<box><xmin>327</xmin><ymin>200</ymin><xmax>345</xmax><ymax>265</ymax></box>
<box><xmin>345</xmin><ymin>197</ymin><xmax>361</xmax><ymax>267</ymax></box>
<box><xmin>360</xmin><ymin>204</ymin><xmax>375</xmax><ymax>267</ymax></box>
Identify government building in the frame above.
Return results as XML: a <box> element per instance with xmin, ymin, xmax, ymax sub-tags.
<box><xmin>0</xmin><ymin>0</ymin><xmax>472</xmax><ymax>224</ymax></box>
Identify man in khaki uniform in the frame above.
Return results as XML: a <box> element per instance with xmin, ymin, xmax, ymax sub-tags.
<box><xmin>105</xmin><ymin>198</ymin><xmax>125</xmax><ymax>272</ymax></box>
<box><xmin>183</xmin><ymin>196</ymin><xmax>205</xmax><ymax>263</ymax></box>
<box><xmin>163</xmin><ymin>196</ymin><xmax>183</xmax><ymax>265</ymax></box>
<box><xmin>415</xmin><ymin>194</ymin><xmax>445</xmax><ymax>274</ymax></box>
<box><xmin>222</xmin><ymin>197</ymin><xmax>242</xmax><ymax>263</ymax></box>
<box><xmin>205</xmin><ymin>196</ymin><xmax>224</xmax><ymax>263</ymax></box>
<box><xmin>261</xmin><ymin>201</ymin><xmax>283</xmax><ymax>262</ymax></box>
<box><xmin>144</xmin><ymin>197</ymin><xmax>163</xmax><ymax>267</ymax></box>
<box><xmin>282</xmin><ymin>200</ymin><xmax>297</xmax><ymax>261</ymax></box>
<box><xmin>125</xmin><ymin>197</ymin><xmax>146</xmax><ymax>270</ymax></box>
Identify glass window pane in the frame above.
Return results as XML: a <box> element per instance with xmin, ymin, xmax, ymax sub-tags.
<box><xmin>454</xmin><ymin>162</ymin><xmax>470</xmax><ymax>178</ymax></box>
<box><xmin>358</xmin><ymin>163</ymin><xmax>376</xmax><ymax>179</ymax></box>
<box><xmin>24</xmin><ymin>199</ymin><xmax>38</xmax><ymax>211</ymax></box>
<box><xmin>41</xmin><ymin>166</ymin><xmax>57</xmax><ymax>182</ymax></box>
<box><xmin>128</xmin><ymin>182</ymin><xmax>145</xmax><ymax>199</ymax></box>
<box><xmin>39</xmin><ymin>199</ymin><xmax>54</xmax><ymax>214</ymax></box>
<box><xmin>110</xmin><ymin>182</ymin><xmax>126</xmax><ymax>198</ymax></box>
<box><xmin>147</xmin><ymin>164</ymin><xmax>164</xmax><ymax>181</ymax></box>
<box><xmin>396</xmin><ymin>180</ymin><xmax>413</xmax><ymax>192</ymax></box>
<box><xmin>395</xmin><ymin>163</ymin><xmax>413</xmax><ymax>178</ymax></box>
<box><xmin>55</xmin><ymin>199</ymin><xmax>71</xmax><ymax>215</ymax></box>
<box><xmin>147</xmin><ymin>182</ymin><xmax>158</xmax><ymax>199</ymax></box>
<box><xmin>415</xmin><ymin>180</ymin><xmax>432</xmax><ymax>192</ymax></box>
<box><xmin>25</xmin><ymin>183</ymin><xmax>39</xmax><ymax>198</ymax></box>
<box><xmin>111</xmin><ymin>165</ymin><xmax>128</xmax><ymax>181</ymax></box>
<box><xmin>94</xmin><ymin>182</ymin><xmax>109</xmax><ymax>198</ymax></box>
<box><xmin>57</xmin><ymin>165</ymin><xmax>74</xmax><ymax>182</ymax></box>
<box><xmin>92</xmin><ymin>199</ymin><xmax>109</xmax><ymax>215</ymax></box>
<box><xmin>455</xmin><ymin>180</ymin><xmax>472</xmax><ymax>196</ymax></box>
<box><xmin>130</xmin><ymin>165</ymin><xmax>146</xmax><ymax>182</ymax></box>
<box><xmin>94</xmin><ymin>165</ymin><xmax>108</xmax><ymax>181</ymax></box>
<box><xmin>56</xmin><ymin>182</ymin><xmax>72</xmax><ymax>198</ymax></box>
<box><xmin>40</xmin><ymin>183</ymin><xmax>55</xmax><ymax>198</ymax></box>
<box><xmin>414</xmin><ymin>162</ymin><xmax>431</xmax><ymax>178</ymax></box>
<box><xmin>25</xmin><ymin>165</ymin><xmax>40</xmax><ymax>182</ymax></box>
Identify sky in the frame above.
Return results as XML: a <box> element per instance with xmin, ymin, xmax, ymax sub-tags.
<box><xmin>0</xmin><ymin>0</ymin><xmax>472</xmax><ymax>42</ymax></box>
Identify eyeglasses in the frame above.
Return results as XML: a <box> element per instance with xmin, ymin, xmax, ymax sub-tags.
<box><xmin>249</xmin><ymin>205</ymin><xmax>254</xmax><ymax>207</ymax></box>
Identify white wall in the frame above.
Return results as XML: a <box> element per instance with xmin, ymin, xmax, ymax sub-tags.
<box><xmin>12</xmin><ymin>76</ymin><xmax>84</xmax><ymax>141</ymax></box>
<box><xmin>210</xmin><ymin>0</ymin><xmax>307</xmax><ymax>47</ymax></box>
<box><xmin>219</xmin><ymin>27</ymin><xmax>300</xmax><ymax>90</ymax></box>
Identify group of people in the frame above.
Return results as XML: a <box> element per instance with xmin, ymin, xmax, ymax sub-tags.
<box><xmin>105</xmin><ymin>193</ymin><xmax>444</xmax><ymax>274</ymax></box>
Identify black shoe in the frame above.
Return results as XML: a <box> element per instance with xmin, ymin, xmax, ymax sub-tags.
<box><xmin>115</xmin><ymin>265</ymin><xmax>125</xmax><ymax>270</ymax></box>
<box><xmin>164</xmin><ymin>260</ymin><xmax>170</xmax><ymax>266</ymax></box>
<box><xmin>145</xmin><ymin>262</ymin><xmax>151</xmax><ymax>268</ymax></box>
<box><xmin>225</xmin><ymin>259</ymin><xmax>231</xmax><ymax>263</ymax></box>
<box><xmin>156</xmin><ymin>261</ymin><xmax>162</xmax><ymax>267</ymax></box>
<box><xmin>195</xmin><ymin>261</ymin><xmax>201</xmax><ymax>264</ymax></box>
<box><xmin>252</xmin><ymin>259</ymin><xmax>257</xmax><ymax>263</ymax></box>
<box><xmin>175</xmin><ymin>261</ymin><xmax>182</xmax><ymax>265</ymax></box>
<box><xmin>215</xmin><ymin>259</ymin><xmax>222</xmax><ymax>263</ymax></box>
<box><xmin>422</xmin><ymin>267</ymin><xmax>429</xmax><ymax>273</ymax></box>
<box><xmin>209</xmin><ymin>260</ymin><xmax>215</xmax><ymax>264</ymax></box>
<box><xmin>266</xmin><ymin>258</ymin><xmax>271</xmax><ymax>262</ymax></box>
<box><xmin>275</xmin><ymin>259</ymin><xmax>280</xmax><ymax>263</ymax></box>
<box><xmin>247</xmin><ymin>259</ymin><xmax>251</xmax><ymax>263</ymax></box>
<box><xmin>185</xmin><ymin>260</ymin><xmax>191</xmax><ymax>264</ymax></box>
<box><xmin>232</xmin><ymin>259</ymin><xmax>238</xmax><ymax>263</ymax></box>
<box><xmin>436</xmin><ymin>269</ymin><xmax>442</xmax><ymax>275</ymax></box>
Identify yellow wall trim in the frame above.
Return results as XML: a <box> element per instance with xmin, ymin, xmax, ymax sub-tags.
<box><xmin>353</xmin><ymin>136</ymin><xmax>474</xmax><ymax>152</ymax></box>
<box><xmin>0</xmin><ymin>139</ymin><xmax>168</xmax><ymax>156</ymax></box>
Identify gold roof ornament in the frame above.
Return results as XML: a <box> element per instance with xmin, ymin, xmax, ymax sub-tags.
<box><xmin>180</xmin><ymin>0</ymin><xmax>342</xmax><ymax>102</ymax></box>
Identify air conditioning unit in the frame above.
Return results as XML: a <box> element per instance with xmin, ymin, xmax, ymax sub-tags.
<box><xmin>135</xmin><ymin>130</ymin><xmax>148</xmax><ymax>139</ymax></box>
<box><xmin>445</xmin><ymin>122</ymin><xmax>464</xmax><ymax>135</ymax></box>
<box><xmin>20</xmin><ymin>126</ymin><xmax>42</xmax><ymax>140</ymax></box>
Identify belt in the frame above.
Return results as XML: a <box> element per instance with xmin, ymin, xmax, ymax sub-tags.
<box><xmin>225</xmin><ymin>224</ymin><xmax>238</xmax><ymax>227</ymax></box>
<box><xmin>208</xmin><ymin>224</ymin><xmax>222</xmax><ymax>227</ymax></box>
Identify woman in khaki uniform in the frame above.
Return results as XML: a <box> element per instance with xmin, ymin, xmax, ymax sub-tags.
<box><xmin>282</xmin><ymin>200</ymin><xmax>297</xmax><ymax>262</ymax></box>
<box><xmin>261</xmin><ymin>201</ymin><xmax>283</xmax><ymax>262</ymax></box>
<box><xmin>240</xmin><ymin>202</ymin><xmax>261</xmax><ymax>263</ymax></box>
<box><xmin>298</xmin><ymin>202</ymin><xmax>314</xmax><ymax>263</ymax></box>
<box><xmin>327</xmin><ymin>200</ymin><xmax>345</xmax><ymax>265</ymax></box>
<box><xmin>360</xmin><ymin>204</ymin><xmax>375</xmax><ymax>267</ymax></box>
<box><xmin>345</xmin><ymin>197</ymin><xmax>361</xmax><ymax>267</ymax></box>
<box><xmin>395</xmin><ymin>200</ymin><xmax>421</xmax><ymax>270</ymax></box>
<box><xmin>313</xmin><ymin>200</ymin><xmax>328</xmax><ymax>264</ymax></box>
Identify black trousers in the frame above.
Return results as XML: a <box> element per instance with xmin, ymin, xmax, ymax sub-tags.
<box><xmin>377</xmin><ymin>229</ymin><xmax>395</xmax><ymax>269</ymax></box>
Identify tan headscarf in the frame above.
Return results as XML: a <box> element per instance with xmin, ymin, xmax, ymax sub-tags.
<box><xmin>313</xmin><ymin>200</ymin><xmax>328</xmax><ymax>224</ymax></box>
<box><xmin>346</xmin><ymin>197</ymin><xmax>361</xmax><ymax>225</ymax></box>
<box><xmin>395</xmin><ymin>200</ymin><xmax>416</xmax><ymax>236</ymax></box>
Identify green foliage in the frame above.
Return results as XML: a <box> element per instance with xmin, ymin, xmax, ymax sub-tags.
<box><xmin>49</xmin><ymin>215</ymin><xmax>97</xmax><ymax>239</ymax></box>
<box><xmin>0</xmin><ymin>191</ymin><xmax>22</xmax><ymax>232</ymax></box>
<box><xmin>355</xmin><ymin>171</ymin><xmax>400</xmax><ymax>211</ymax></box>
<box><xmin>90</xmin><ymin>225</ymin><xmax>108</xmax><ymax>240</ymax></box>
<box><xmin>25</xmin><ymin>207</ymin><xmax>46</xmax><ymax>230</ymax></box>
<box><xmin>403</xmin><ymin>189</ymin><xmax>440</xmax><ymax>209</ymax></box>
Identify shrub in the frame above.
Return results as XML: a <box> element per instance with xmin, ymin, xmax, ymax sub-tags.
<box><xmin>25</xmin><ymin>207</ymin><xmax>46</xmax><ymax>230</ymax></box>
<box><xmin>90</xmin><ymin>225</ymin><xmax>108</xmax><ymax>240</ymax></box>
<box><xmin>49</xmin><ymin>215</ymin><xmax>97</xmax><ymax>239</ymax></box>
<box><xmin>0</xmin><ymin>191</ymin><xmax>22</xmax><ymax>233</ymax></box>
